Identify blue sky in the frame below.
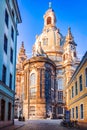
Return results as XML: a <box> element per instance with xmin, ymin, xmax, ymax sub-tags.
<box><xmin>17</xmin><ymin>0</ymin><xmax>87</xmax><ymax>59</ymax></box>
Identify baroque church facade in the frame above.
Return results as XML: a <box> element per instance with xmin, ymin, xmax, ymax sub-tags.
<box><xmin>16</xmin><ymin>5</ymin><xmax>80</xmax><ymax>119</ymax></box>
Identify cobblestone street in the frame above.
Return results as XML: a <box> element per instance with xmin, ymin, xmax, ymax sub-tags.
<box><xmin>0</xmin><ymin>119</ymin><xmax>83</xmax><ymax>130</ymax></box>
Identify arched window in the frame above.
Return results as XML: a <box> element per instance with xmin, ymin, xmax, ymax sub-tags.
<box><xmin>58</xmin><ymin>78</ymin><xmax>63</xmax><ymax>90</ymax></box>
<box><xmin>73</xmin><ymin>52</ymin><xmax>76</xmax><ymax>57</ymax></box>
<box><xmin>47</xmin><ymin>17</ymin><xmax>51</xmax><ymax>25</ymax></box>
<box><xmin>30</xmin><ymin>73</ymin><xmax>36</xmax><ymax>86</ymax></box>
<box><xmin>45</xmin><ymin>71</ymin><xmax>51</xmax><ymax>97</ymax></box>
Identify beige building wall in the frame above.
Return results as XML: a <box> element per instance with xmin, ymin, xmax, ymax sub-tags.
<box><xmin>66</xmin><ymin>52</ymin><xmax>87</xmax><ymax>124</ymax></box>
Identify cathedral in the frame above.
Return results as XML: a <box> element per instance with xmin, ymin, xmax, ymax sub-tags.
<box><xmin>16</xmin><ymin>4</ymin><xmax>80</xmax><ymax>119</ymax></box>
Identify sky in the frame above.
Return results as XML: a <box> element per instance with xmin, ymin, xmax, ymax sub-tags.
<box><xmin>17</xmin><ymin>0</ymin><xmax>87</xmax><ymax>59</ymax></box>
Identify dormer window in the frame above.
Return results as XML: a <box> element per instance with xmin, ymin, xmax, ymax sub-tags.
<box><xmin>47</xmin><ymin>17</ymin><xmax>51</xmax><ymax>25</ymax></box>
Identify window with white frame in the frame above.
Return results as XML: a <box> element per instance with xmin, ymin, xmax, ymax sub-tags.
<box><xmin>85</xmin><ymin>68</ymin><xmax>87</xmax><ymax>87</ymax></box>
<box><xmin>58</xmin><ymin>107</ymin><xmax>63</xmax><ymax>114</ymax></box>
<box><xmin>30</xmin><ymin>73</ymin><xmax>36</xmax><ymax>86</ymax></box>
<box><xmin>80</xmin><ymin>104</ymin><xmax>84</xmax><ymax>119</ymax></box>
<box><xmin>58</xmin><ymin>78</ymin><xmax>63</xmax><ymax>90</ymax></box>
<box><xmin>72</xmin><ymin>108</ymin><xmax>74</xmax><ymax>118</ymax></box>
<box><xmin>30</xmin><ymin>87</ymin><xmax>36</xmax><ymax>98</ymax></box>
<box><xmin>58</xmin><ymin>91</ymin><xmax>63</xmax><ymax>101</ymax></box>
<box><xmin>76</xmin><ymin>106</ymin><xmax>78</xmax><ymax>119</ymax></box>
<box><xmin>79</xmin><ymin>75</ymin><xmax>82</xmax><ymax>91</ymax></box>
<box><xmin>72</xmin><ymin>86</ymin><xmax>74</xmax><ymax>98</ymax></box>
<box><xmin>75</xmin><ymin>81</ymin><xmax>78</xmax><ymax>95</ymax></box>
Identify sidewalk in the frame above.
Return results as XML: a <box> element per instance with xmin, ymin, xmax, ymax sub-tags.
<box><xmin>0</xmin><ymin>119</ymin><xmax>26</xmax><ymax>130</ymax></box>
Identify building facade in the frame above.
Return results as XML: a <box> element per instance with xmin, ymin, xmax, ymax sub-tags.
<box><xmin>0</xmin><ymin>0</ymin><xmax>21</xmax><ymax>127</ymax></box>
<box><xmin>66</xmin><ymin>52</ymin><xmax>87</xmax><ymax>126</ymax></box>
<box><xmin>16</xmin><ymin>4</ymin><xmax>80</xmax><ymax>119</ymax></box>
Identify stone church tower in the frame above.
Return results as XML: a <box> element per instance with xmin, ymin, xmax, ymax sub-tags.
<box><xmin>16</xmin><ymin>3</ymin><xmax>80</xmax><ymax>119</ymax></box>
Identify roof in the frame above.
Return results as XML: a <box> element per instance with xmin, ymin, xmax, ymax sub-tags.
<box><xmin>67</xmin><ymin>51</ymin><xmax>87</xmax><ymax>86</ymax></box>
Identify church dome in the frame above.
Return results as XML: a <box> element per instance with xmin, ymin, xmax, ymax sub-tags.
<box><xmin>32</xmin><ymin>3</ymin><xmax>65</xmax><ymax>57</ymax></box>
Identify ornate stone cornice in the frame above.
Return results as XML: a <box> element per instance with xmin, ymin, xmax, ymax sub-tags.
<box><xmin>23</xmin><ymin>56</ymin><xmax>56</xmax><ymax>68</ymax></box>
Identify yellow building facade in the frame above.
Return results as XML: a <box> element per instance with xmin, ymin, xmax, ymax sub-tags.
<box><xmin>66</xmin><ymin>52</ymin><xmax>87</xmax><ymax>125</ymax></box>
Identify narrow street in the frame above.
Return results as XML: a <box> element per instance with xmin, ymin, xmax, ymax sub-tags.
<box><xmin>12</xmin><ymin>119</ymin><xmax>82</xmax><ymax>130</ymax></box>
<box><xmin>15</xmin><ymin>119</ymin><xmax>80</xmax><ymax>130</ymax></box>
<box><xmin>1</xmin><ymin>119</ymin><xmax>84</xmax><ymax>130</ymax></box>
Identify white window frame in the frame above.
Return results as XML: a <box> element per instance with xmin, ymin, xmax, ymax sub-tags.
<box><xmin>80</xmin><ymin>104</ymin><xmax>84</xmax><ymax>119</ymax></box>
<box><xmin>58</xmin><ymin>78</ymin><xmax>63</xmax><ymax>90</ymax></box>
<box><xmin>76</xmin><ymin>106</ymin><xmax>78</xmax><ymax>119</ymax></box>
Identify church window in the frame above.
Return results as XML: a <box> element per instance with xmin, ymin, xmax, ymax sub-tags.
<box><xmin>43</xmin><ymin>38</ymin><xmax>48</xmax><ymax>45</ymax></box>
<box><xmin>29</xmin><ymin>106</ymin><xmax>35</xmax><ymax>116</ymax></box>
<box><xmin>74</xmin><ymin>52</ymin><xmax>76</xmax><ymax>57</ymax></box>
<box><xmin>30</xmin><ymin>88</ymin><xmax>36</xmax><ymax>98</ymax></box>
<box><xmin>47</xmin><ymin>17</ymin><xmax>51</xmax><ymax>25</ymax></box>
<box><xmin>45</xmin><ymin>71</ymin><xmax>51</xmax><ymax>100</ymax></box>
<box><xmin>57</xmin><ymin>69</ymin><xmax>63</xmax><ymax>75</ymax></box>
<box><xmin>30</xmin><ymin>73</ymin><xmax>36</xmax><ymax>86</ymax></box>
<box><xmin>58</xmin><ymin>78</ymin><xmax>63</xmax><ymax>90</ymax></box>
<box><xmin>58</xmin><ymin>91</ymin><xmax>63</xmax><ymax>101</ymax></box>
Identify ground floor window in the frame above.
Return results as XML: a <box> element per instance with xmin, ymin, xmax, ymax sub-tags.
<box><xmin>58</xmin><ymin>107</ymin><xmax>63</xmax><ymax>114</ymax></box>
<box><xmin>8</xmin><ymin>102</ymin><xmax>11</xmax><ymax>120</ymax></box>
<box><xmin>29</xmin><ymin>106</ymin><xmax>35</xmax><ymax>116</ymax></box>
<box><xmin>76</xmin><ymin>106</ymin><xmax>78</xmax><ymax>119</ymax></box>
<box><xmin>1</xmin><ymin>99</ymin><xmax>5</xmax><ymax>121</ymax></box>
<box><xmin>80</xmin><ymin>104</ymin><xmax>83</xmax><ymax>119</ymax></box>
<box><xmin>72</xmin><ymin>108</ymin><xmax>74</xmax><ymax>118</ymax></box>
<box><xmin>58</xmin><ymin>91</ymin><xmax>63</xmax><ymax>101</ymax></box>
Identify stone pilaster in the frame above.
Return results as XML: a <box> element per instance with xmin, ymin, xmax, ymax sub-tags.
<box><xmin>37</xmin><ymin>68</ymin><xmax>41</xmax><ymax>99</ymax></box>
<box><xmin>24</xmin><ymin>72</ymin><xmax>27</xmax><ymax>100</ymax></box>
<box><xmin>40</xmin><ymin>68</ymin><xmax>45</xmax><ymax>98</ymax></box>
<box><xmin>27</xmin><ymin>70</ymin><xmax>30</xmax><ymax>119</ymax></box>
